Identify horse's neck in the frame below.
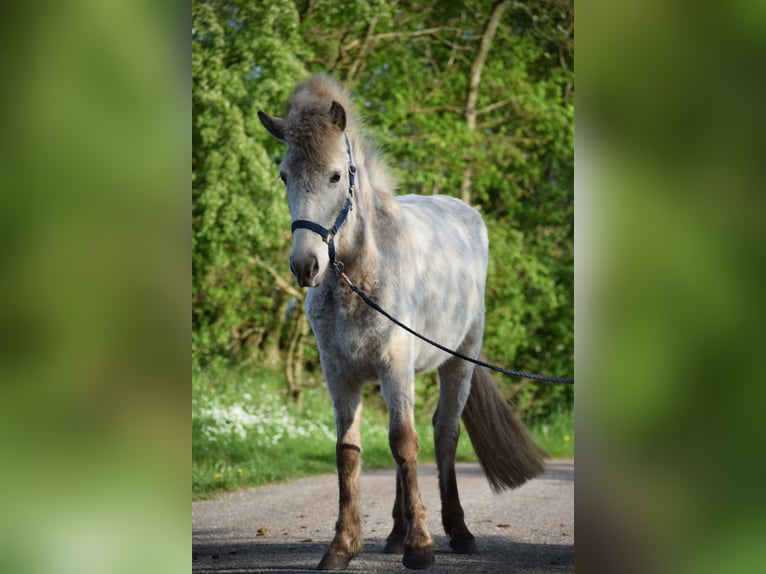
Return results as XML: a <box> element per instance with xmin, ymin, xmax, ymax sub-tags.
<box><xmin>342</xmin><ymin>151</ymin><xmax>398</xmax><ymax>283</ymax></box>
<box><xmin>355</xmin><ymin>139</ymin><xmax>398</xmax><ymax>218</ymax></box>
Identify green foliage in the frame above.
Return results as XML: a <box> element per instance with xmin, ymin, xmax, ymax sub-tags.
<box><xmin>192</xmin><ymin>365</ymin><xmax>571</xmax><ymax>499</ymax></box>
<box><xmin>529</xmin><ymin>406</ymin><xmax>574</xmax><ymax>458</ymax></box>
<box><xmin>192</xmin><ymin>1</ymin><xmax>307</xmax><ymax>362</ymax></box>
<box><xmin>192</xmin><ymin>0</ymin><xmax>573</xmax><ymax>417</ymax></box>
<box><xmin>192</xmin><ymin>365</ymin><xmax>336</xmax><ymax>498</ymax></box>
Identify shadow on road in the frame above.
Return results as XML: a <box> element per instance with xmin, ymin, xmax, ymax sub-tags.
<box><xmin>192</xmin><ymin>535</ymin><xmax>574</xmax><ymax>573</ymax></box>
<box><xmin>193</xmin><ymin>461</ymin><xmax>574</xmax><ymax>573</ymax></box>
<box><xmin>539</xmin><ymin>461</ymin><xmax>574</xmax><ymax>483</ymax></box>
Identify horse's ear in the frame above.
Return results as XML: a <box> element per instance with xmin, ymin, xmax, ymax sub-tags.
<box><xmin>329</xmin><ymin>100</ymin><xmax>346</xmax><ymax>132</ymax></box>
<box><xmin>257</xmin><ymin>110</ymin><xmax>286</xmax><ymax>141</ymax></box>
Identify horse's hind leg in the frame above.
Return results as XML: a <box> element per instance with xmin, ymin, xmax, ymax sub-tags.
<box><xmin>383</xmin><ymin>468</ymin><xmax>407</xmax><ymax>554</ymax></box>
<box><xmin>434</xmin><ymin>357</ymin><xmax>478</xmax><ymax>554</ymax></box>
<box><xmin>318</xmin><ymin>381</ymin><xmax>364</xmax><ymax>571</ymax></box>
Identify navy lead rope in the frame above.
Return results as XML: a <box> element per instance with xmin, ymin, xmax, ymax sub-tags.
<box><xmin>337</xmin><ymin>270</ymin><xmax>574</xmax><ymax>384</ymax></box>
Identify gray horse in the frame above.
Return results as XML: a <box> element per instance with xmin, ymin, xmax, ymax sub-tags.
<box><xmin>258</xmin><ymin>74</ymin><xmax>544</xmax><ymax>570</ymax></box>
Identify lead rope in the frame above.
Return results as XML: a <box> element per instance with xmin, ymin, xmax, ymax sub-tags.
<box><xmin>333</xmin><ymin>265</ymin><xmax>574</xmax><ymax>384</ymax></box>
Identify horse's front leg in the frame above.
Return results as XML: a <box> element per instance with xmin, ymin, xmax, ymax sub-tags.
<box><xmin>318</xmin><ymin>383</ymin><xmax>364</xmax><ymax>571</ymax></box>
<box><xmin>382</xmin><ymin>371</ymin><xmax>435</xmax><ymax>569</ymax></box>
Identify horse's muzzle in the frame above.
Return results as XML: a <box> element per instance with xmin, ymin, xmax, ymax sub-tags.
<box><xmin>290</xmin><ymin>253</ymin><xmax>321</xmax><ymax>287</ymax></box>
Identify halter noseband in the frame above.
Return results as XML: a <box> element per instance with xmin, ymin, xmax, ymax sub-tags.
<box><xmin>290</xmin><ymin>133</ymin><xmax>357</xmax><ymax>270</ymax></box>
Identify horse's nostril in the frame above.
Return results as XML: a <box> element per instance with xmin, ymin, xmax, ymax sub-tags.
<box><xmin>309</xmin><ymin>256</ymin><xmax>319</xmax><ymax>280</ymax></box>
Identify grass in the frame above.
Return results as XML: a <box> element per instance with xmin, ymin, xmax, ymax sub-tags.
<box><xmin>192</xmin><ymin>365</ymin><xmax>573</xmax><ymax>500</ymax></box>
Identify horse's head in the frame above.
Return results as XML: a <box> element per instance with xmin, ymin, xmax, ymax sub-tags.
<box><xmin>258</xmin><ymin>100</ymin><xmax>353</xmax><ymax>287</ymax></box>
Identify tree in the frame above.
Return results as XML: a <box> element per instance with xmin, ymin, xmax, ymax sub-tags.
<box><xmin>192</xmin><ymin>1</ymin><xmax>307</xmax><ymax>371</ymax></box>
<box><xmin>192</xmin><ymin>0</ymin><xmax>574</xmax><ymax>416</ymax></box>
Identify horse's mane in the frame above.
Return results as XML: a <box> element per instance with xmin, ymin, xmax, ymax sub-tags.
<box><xmin>283</xmin><ymin>75</ymin><xmax>396</xmax><ymax>199</ymax></box>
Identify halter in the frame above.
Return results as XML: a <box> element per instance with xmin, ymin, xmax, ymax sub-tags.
<box><xmin>290</xmin><ymin>133</ymin><xmax>356</xmax><ymax>272</ymax></box>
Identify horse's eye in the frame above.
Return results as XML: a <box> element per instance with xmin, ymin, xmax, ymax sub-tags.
<box><xmin>330</xmin><ymin>172</ymin><xmax>341</xmax><ymax>184</ymax></box>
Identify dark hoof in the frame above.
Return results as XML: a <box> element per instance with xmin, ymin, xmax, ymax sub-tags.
<box><xmin>402</xmin><ymin>546</ymin><xmax>435</xmax><ymax>570</ymax></box>
<box><xmin>384</xmin><ymin>538</ymin><xmax>406</xmax><ymax>554</ymax></box>
<box><xmin>449</xmin><ymin>536</ymin><xmax>478</xmax><ymax>554</ymax></box>
<box><xmin>317</xmin><ymin>552</ymin><xmax>351</xmax><ymax>571</ymax></box>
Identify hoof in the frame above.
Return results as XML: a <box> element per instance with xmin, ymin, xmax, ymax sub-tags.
<box><xmin>384</xmin><ymin>538</ymin><xmax>406</xmax><ymax>554</ymax></box>
<box><xmin>449</xmin><ymin>536</ymin><xmax>478</xmax><ymax>554</ymax></box>
<box><xmin>402</xmin><ymin>546</ymin><xmax>435</xmax><ymax>570</ymax></box>
<box><xmin>317</xmin><ymin>552</ymin><xmax>351</xmax><ymax>571</ymax></box>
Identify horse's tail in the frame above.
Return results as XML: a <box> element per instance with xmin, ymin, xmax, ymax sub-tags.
<box><xmin>461</xmin><ymin>365</ymin><xmax>547</xmax><ymax>491</ymax></box>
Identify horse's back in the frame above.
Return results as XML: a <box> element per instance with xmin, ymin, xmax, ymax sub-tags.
<box><xmin>396</xmin><ymin>194</ymin><xmax>488</xmax><ymax>266</ymax></box>
<box><xmin>392</xmin><ymin>194</ymin><xmax>489</xmax><ymax>371</ymax></box>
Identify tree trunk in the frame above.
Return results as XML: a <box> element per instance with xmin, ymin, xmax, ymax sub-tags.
<box><xmin>345</xmin><ymin>16</ymin><xmax>378</xmax><ymax>83</ymax></box>
<box><xmin>285</xmin><ymin>308</ymin><xmax>310</xmax><ymax>408</ymax></box>
<box><xmin>461</xmin><ymin>0</ymin><xmax>509</xmax><ymax>204</ymax></box>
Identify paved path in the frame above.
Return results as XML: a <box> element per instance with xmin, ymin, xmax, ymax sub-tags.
<box><xmin>193</xmin><ymin>460</ymin><xmax>574</xmax><ymax>573</ymax></box>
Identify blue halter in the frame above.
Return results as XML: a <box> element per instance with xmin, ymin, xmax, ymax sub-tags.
<box><xmin>290</xmin><ymin>133</ymin><xmax>356</xmax><ymax>268</ymax></box>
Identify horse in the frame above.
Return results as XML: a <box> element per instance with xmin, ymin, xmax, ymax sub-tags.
<box><xmin>258</xmin><ymin>74</ymin><xmax>545</xmax><ymax>571</ymax></box>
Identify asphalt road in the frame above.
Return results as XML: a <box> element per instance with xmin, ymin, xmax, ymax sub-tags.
<box><xmin>192</xmin><ymin>460</ymin><xmax>574</xmax><ymax>573</ymax></box>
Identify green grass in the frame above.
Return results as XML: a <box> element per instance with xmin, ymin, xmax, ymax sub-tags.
<box><xmin>192</xmin><ymin>366</ymin><xmax>573</xmax><ymax>500</ymax></box>
<box><xmin>529</xmin><ymin>406</ymin><xmax>574</xmax><ymax>458</ymax></box>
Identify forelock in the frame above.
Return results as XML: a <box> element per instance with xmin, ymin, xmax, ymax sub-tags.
<box><xmin>283</xmin><ymin>100</ymin><xmax>338</xmax><ymax>164</ymax></box>
<box><xmin>282</xmin><ymin>75</ymin><xmax>355</xmax><ymax>164</ymax></box>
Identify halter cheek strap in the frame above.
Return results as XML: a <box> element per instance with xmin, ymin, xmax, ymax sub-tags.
<box><xmin>290</xmin><ymin>133</ymin><xmax>356</xmax><ymax>268</ymax></box>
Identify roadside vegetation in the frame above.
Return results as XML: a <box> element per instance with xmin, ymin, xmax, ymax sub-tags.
<box><xmin>192</xmin><ymin>365</ymin><xmax>573</xmax><ymax>500</ymax></box>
